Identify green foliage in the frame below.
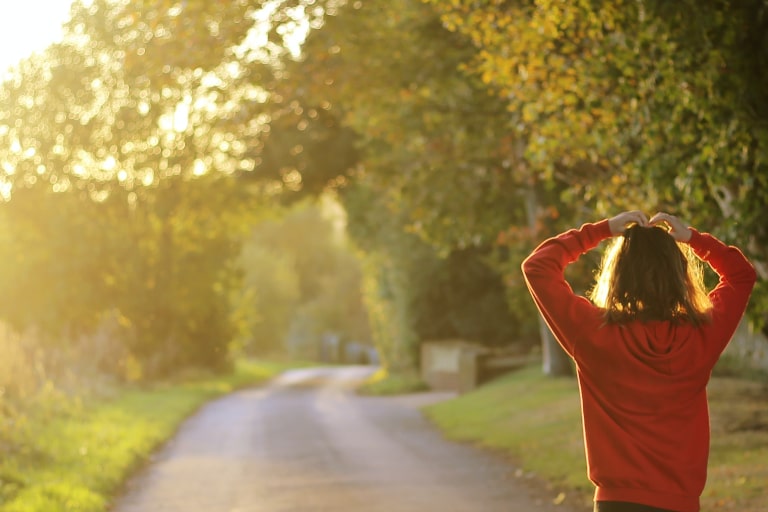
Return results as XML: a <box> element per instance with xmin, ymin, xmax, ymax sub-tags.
<box><xmin>267</xmin><ymin>0</ymin><xmax>766</xmax><ymax>371</ymax></box>
<box><xmin>0</xmin><ymin>0</ymin><xmax>303</xmax><ymax>378</ymax></box>
<box><xmin>0</xmin><ymin>174</ymin><xmax>253</xmax><ymax>379</ymax></box>
<box><xmin>0</xmin><ymin>0</ymin><xmax>264</xmax><ymax>194</ymax></box>
<box><xmin>237</xmin><ymin>243</ymin><xmax>302</xmax><ymax>354</ymax></box>
<box><xmin>238</xmin><ymin>196</ymin><xmax>371</xmax><ymax>355</ymax></box>
<box><xmin>359</xmin><ymin>249</ymin><xmax>420</xmax><ymax>372</ymax></box>
<box><xmin>3</xmin><ymin>483</ymin><xmax>104</xmax><ymax>512</ymax></box>
<box><xmin>411</xmin><ymin>247</ymin><xmax>522</xmax><ymax>346</ymax></box>
<box><xmin>267</xmin><ymin>0</ymin><xmax>540</xmax><ymax>372</ymax></box>
<box><xmin>282</xmin><ymin>0</ymin><xmax>526</xmax><ymax>249</ymax></box>
<box><xmin>0</xmin><ymin>0</ymin><xmax>763</xmax><ymax>392</ymax></box>
<box><xmin>0</xmin><ymin>0</ymin><xmax>288</xmax><ymax>378</ymax></box>
<box><xmin>115</xmin><ymin>176</ymin><xmax>253</xmax><ymax>375</ymax></box>
<box><xmin>0</xmin><ymin>188</ymin><xmax>117</xmax><ymax>335</ymax></box>
<box><xmin>342</xmin><ymin>177</ymin><xmax>524</xmax><ymax>373</ymax></box>
<box><xmin>428</xmin><ymin>0</ymin><xmax>768</xmax><ymax>324</ymax></box>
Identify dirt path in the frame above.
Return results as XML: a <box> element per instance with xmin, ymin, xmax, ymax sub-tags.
<box><xmin>111</xmin><ymin>366</ymin><xmax>578</xmax><ymax>512</ymax></box>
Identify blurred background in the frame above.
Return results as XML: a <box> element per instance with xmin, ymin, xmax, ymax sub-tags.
<box><xmin>0</xmin><ymin>0</ymin><xmax>766</xmax><ymax>425</ymax></box>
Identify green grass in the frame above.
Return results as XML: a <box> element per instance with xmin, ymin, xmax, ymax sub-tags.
<box><xmin>0</xmin><ymin>359</ymin><xmax>304</xmax><ymax>512</ymax></box>
<box><xmin>356</xmin><ymin>367</ymin><xmax>429</xmax><ymax>395</ymax></box>
<box><xmin>704</xmin><ymin>377</ymin><xmax>768</xmax><ymax>510</ymax></box>
<box><xmin>424</xmin><ymin>365</ymin><xmax>768</xmax><ymax>512</ymax></box>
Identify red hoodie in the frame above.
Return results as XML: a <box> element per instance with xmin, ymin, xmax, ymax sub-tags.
<box><xmin>521</xmin><ymin>220</ymin><xmax>757</xmax><ymax>512</ymax></box>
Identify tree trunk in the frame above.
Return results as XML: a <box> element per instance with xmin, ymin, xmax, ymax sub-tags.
<box><xmin>538</xmin><ymin>317</ymin><xmax>572</xmax><ymax>376</ymax></box>
<box><xmin>524</xmin><ymin>182</ymin><xmax>573</xmax><ymax>377</ymax></box>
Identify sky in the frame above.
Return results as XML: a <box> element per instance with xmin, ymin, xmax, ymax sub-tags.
<box><xmin>0</xmin><ymin>1</ymin><xmax>308</xmax><ymax>73</ymax></box>
<box><xmin>0</xmin><ymin>1</ymin><xmax>76</xmax><ymax>73</ymax></box>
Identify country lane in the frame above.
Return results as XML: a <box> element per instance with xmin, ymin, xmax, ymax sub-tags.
<box><xmin>110</xmin><ymin>365</ymin><xmax>578</xmax><ymax>512</ymax></box>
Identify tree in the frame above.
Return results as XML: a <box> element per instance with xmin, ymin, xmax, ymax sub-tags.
<box><xmin>238</xmin><ymin>197</ymin><xmax>371</xmax><ymax>356</ymax></box>
<box><xmin>0</xmin><ymin>172</ymin><xmax>254</xmax><ymax>378</ymax></box>
<box><xmin>429</xmin><ymin>0</ymin><xmax>767</xmax><ymax>326</ymax></box>
<box><xmin>265</xmin><ymin>0</ymin><xmax>573</xmax><ymax>373</ymax></box>
<box><xmin>0</xmin><ymin>0</ymin><xmax>275</xmax><ymax>377</ymax></box>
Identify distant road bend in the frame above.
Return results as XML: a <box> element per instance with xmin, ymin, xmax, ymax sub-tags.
<box><xmin>111</xmin><ymin>366</ymin><xmax>576</xmax><ymax>512</ymax></box>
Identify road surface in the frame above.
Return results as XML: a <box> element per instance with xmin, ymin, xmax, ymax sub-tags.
<box><xmin>111</xmin><ymin>366</ymin><xmax>579</xmax><ymax>512</ymax></box>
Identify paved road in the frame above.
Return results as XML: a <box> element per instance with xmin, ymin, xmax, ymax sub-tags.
<box><xmin>111</xmin><ymin>366</ymin><xmax>578</xmax><ymax>512</ymax></box>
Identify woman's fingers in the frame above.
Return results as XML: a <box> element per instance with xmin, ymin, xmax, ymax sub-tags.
<box><xmin>649</xmin><ymin>212</ymin><xmax>692</xmax><ymax>241</ymax></box>
<box><xmin>609</xmin><ymin>210</ymin><xmax>649</xmax><ymax>235</ymax></box>
<box><xmin>623</xmin><ymin>210</ymin><xmax>649</xmax><ymax>228</ymax></box>
<box><xmin>648</xmin><ymin>212</ymin><xmax>670</xmax><ymax>227</ymax></box>
<box><xmin>631</xmin><ymin>210</ymin><xmax>649</xmax><ymax>227</ymax></box>
<box><xmin>650</xmin><ymin>212</ymin><xmax>679</xmax><ymax>231</ymax></box>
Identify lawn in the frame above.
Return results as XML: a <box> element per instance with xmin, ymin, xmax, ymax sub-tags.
<box><xmin>424</xmin><ymin>365</ymin><xmax>768</xmax><ymax>512</ymax></box>
<box><xmin>357</xmin><ymin>366</ymin><xmax>429</xmax><ymax>395</ymax></box>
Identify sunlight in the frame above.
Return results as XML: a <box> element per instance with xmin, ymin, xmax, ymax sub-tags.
<box><xmin>0</xmin><ymin>1</ymin><xmax>87</xmax><ymax>74</ymax></box>
<box><xmin>234</xmin><ymin>0</ymin><xmax>313</xmax><ymax>62</ymax></box>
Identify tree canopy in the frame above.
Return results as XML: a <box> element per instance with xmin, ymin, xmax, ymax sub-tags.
<box><xmin>263</xmin><ymin>0</ymin><xmax>767</xmax><ymax>372</ymax></box>
<box><xmin>0</xmin><ymin>0</ymin><xmax>764</xmax><ymax>380</ymax></box>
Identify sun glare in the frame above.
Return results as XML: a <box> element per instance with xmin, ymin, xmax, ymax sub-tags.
<box><xmin>0</xmin><ymin>1</ymin><xmax>80</xmax><ymax>74</ymax></box>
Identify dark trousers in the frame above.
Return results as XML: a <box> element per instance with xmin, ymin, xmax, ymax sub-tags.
<box><xmin>595</xmin><ymin>501</ymin><xmax>679</xmax><ymax>512</ymax></box>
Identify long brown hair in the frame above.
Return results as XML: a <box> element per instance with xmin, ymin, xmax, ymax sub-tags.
<box><xmin>589</xmin><ymin>225</ymin><xmax>712</xmax><ymax>326</ymax></box>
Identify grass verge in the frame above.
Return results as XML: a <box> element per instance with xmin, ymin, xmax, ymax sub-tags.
<box><xmin>356</xmin><ymin>367</ymin><xmax>428</xmax><ymax>395</ymax></box>
<box><xmin>0</xmin><ymin>359</ymin><xmax>304</xmax><ymax>512</ymax></box>
<box><xmin>424</xmin><ymin>365</ymin><xmax>768</xmax><ymax>512</ymax></box>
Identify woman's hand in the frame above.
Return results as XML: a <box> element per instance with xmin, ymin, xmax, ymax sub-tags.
<box><xmin>608</xmin><ymin>210</ymin><xmax>649</xmax><ymax>235</ymax></box>
<box><xmin>649</xmin><ymin>212</ymin><xmax>693</xmax><ymax>242</ymax></box>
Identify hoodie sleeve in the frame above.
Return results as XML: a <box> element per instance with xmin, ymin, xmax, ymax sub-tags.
<box><xmin>687</xmin><ymin>229</ymin><xmax>757</xmax><ymax>363</ymax></box>
<box><xmin>521</xmin><ymin>220</ymin><xmax>613</xmax><ymax>357</ymax></box>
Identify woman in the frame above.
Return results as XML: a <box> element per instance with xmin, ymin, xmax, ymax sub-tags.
<box><xmin>521</xmin><ymin>211</ymin><xmax>756</xmax><ymax>512</ymax></box>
